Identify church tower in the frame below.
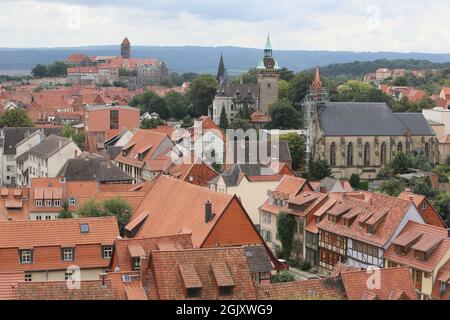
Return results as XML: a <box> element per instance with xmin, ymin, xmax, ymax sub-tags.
<box><xmin>216</xmin><ymin>53</ymin><xmax>229</xmax><ymax>84</ymax></box>
<box><xmin>256</xmin><ymin>35</ymin><xmax>280</xmax><ymax>114</ymax></box>
<box><xmin>121</xmin><ymin>37</ymin><xmax>131</xmax><ymax>59</ymax></box>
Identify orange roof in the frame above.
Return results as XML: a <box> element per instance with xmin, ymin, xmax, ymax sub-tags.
<box><xmin>317</xmin><ymin>193</ymin><xmax>413</xmax><ymax>247</ymax></box>
<box><xmin>0</xmin><ymin>272</ymin><xmax>23</xmax><ymax>300</ymax></box>
<box><xmin>255</xmin><ymin>276</ymin><xmax>346</xmax><ymax>300</ymax></box>
<box><xmin>341</xmin><ymin>267</ymin><xmax>417</xmax><ymax>300</ymax></box>
<box><xmin>432</xmin><ymin>260</ymin><xmax>450</xmax><ymax>300</ymax></box>
<box><xmin>115</xmin><ymin>130</ymin><xmax>172</xmax><ymax>169</ymax></box>
<box><xmin>130</xmin><ymin>175</ymin><xmax>234</xmax><ymax>247</ymax></box>
<box><xmin>17</xmin><ymin>280</ymin><xmax>115</xmax><ymax>300</ymax></box>
<box><xmin>108</xmin><ymin>271</ymin><xmax>147</xmax><ymax>300</ymax></box>
<box><xmin>0</xmin><ymin>217</ymin><xmax>119</xmax><ymax>272</ymax></box>
<box><xmin>112</xmin><ymin>234</ymin><xmax>194</xmax><ymax>273</ymax></box>
<box><xmin>384</xmin><ymin>221</ymin><xmax>449</xmax><ymax>273</ymax></box>
<box><xmin>147</xmin><ymin>247</ymin><xmax>257</xmax><ymax>300</ymax></box>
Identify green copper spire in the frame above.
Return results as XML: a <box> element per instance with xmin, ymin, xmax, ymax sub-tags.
<box><xmin>265</xmin><ymin>34</ymin><xmax>272</xmax><ymax>51</ymax></box>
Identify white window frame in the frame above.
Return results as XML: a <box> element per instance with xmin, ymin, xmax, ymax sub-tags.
<box><xmin>102</xmin><ymin>246</ymin><xmax>113</xmax><ymax>259</ymax></box>
<box><xmin>45</xmin><ymin>200</ymin><xmax>52</xmax><ymax>207</ymax></box>
<box><xmin>35</xmin><ymin>200</ymin><xmax>42</xmax><ymax>207</ymax></box>
<box><xmin>62</xmin><ymin>248</ymin><xmax>74</xmax><ymax>261</ymax></box>
<box><xmin>24</xmin><ymin>274</ymin><xmax>32</xmax><ymax>282</ymax></box>
<box><xmin>20</xmin><ymin>250</ymin><xmax>33</xmax><ymax>264</ymax></box>
<box><xmin>54</xmin><ymin>200</ymin><xmax>61</xmax><ymax>207</ymax></box>
<box><xmin>69</xmin><ymin>198</ymin><xmax>76</xmax><ymax>206</ymax></box>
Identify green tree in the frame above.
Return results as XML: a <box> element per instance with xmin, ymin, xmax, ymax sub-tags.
<box><xmin>288</xmin><ymin>71</ymin><xmax>315</xmax><ymax>104</ymax></box>
<box><xmin>238</xmin><ymin>103</ymin><xmax>253</xmax><ymax>120</ymax></box>
<box><xmin>277</xmin><ymin>212</ymin><xmax>296</xmax><ymax>259</ymax></box>
<box><xmin>271</xmin><ymin>270</ymin><xmax>296</xmax><ymax>283</ymax></box>
<box><xmin>430</xmin><ymin>191</ymin><xmax>450</xmax><ymax>225</ymax></box>
<box><xmin>279</xmin><ymin>133</ymin><xmax>304</xmax><ymax>170</ymax></box>
<box><xmin>390</xmin><ymin>152</ymin><xmax>415</xmax><ymax>174</ymax></box>
<box><xmin>335</xmin><ymin>80</ymin><xmax>391</xmax><ymax>103</ymax></box>
<box><xmin>0</xmin><ymin>109</ymin><xmax>33</xmax><ymax>128</ymax></box>
<box><xmin>182</xmin><ymin>115</ymin><xmax>194</xmax><ymax>128</ymax></box>
<box><xmin>141</xmin><ymin>117</ymin><xmax>164</xmax><ymax>129</ymax></box>
<box><xmin>349</xmin><ymin>174</ymin><xmax>361</xmax><ymax>189</ymax></box>
<box><xmin>278</xmin><ymin>79</ymin><xmax>290</xmax><ymax>101</ymax></box>
<box><xmin>228</xmin><ymin>116</ymin><xmax>252</xmax><ymax>130</ymax></box>
<box><xmin>379</xmin><ymin>178</ymin><xmax>406</xmax><ymax>197</ymax></box>
<box><xmin>412</xmin><ymin>177</ymin><xmax>435</xmax><ymax>198</ymax></box>
<box><xmin>269</xmin><ymin>100</ymin><xmax>302</xmax><ymax>129</ymax></box>
<box><xmin>103</xmin><ymin>198</ymin><xmax>132</xmax><ymax>236</ymax></box>
<box><xmin>129</xmin><ymin>91</ymin><xmax>170</xmax><ymax>119</ymax></box>
<box><xmin>233</xmin><ymin>68</ymin><xmax>258</xmax><ymax>84</ymax></box>
<box><xmin>279</xmin><ymin>67</ymin><xmax>295</xmax><ymax>82</ymax></box>
<box><xmin>76</xmin><ymin>197</ymin><xmax>132</xmax><ymax>236</ymax></box>
<box><xmin>31</xmin><ymin>64</ymin><xmax>47</xmax><ymax>78</ymax></box>
<box><xmin>219</xmin><ymin>106</ymin><xmax>229</xmax><ymax>129</ymax></box>
<box><xmin>308</xmin><ymin>160</ymin><xmax>332</xmax><ymax>180</ymax></box>
<box><xmin>186</xmin><ymin>74</ymin><xmax>218</xmax><ymax>117</ymax></box>
<box><xmin>58</xmin><ymin>201</ymin><xmax>73</xmax><ymax>219</ymax></box>
<box><xmin>164</xmin><ymin>91</ymin><xmax>188</xmax><ymax>120</ymax></box>
<box><xmin>414</xmin><ymin>151</ymin><xmax>432</xmax><ymax>172</ymax></box>
<box><xmin>61</xmin><ymin>123</ymin><xmax>85</xmax><ymax>150</ymax></box>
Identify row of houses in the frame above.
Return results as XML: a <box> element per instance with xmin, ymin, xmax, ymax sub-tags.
<box><xmin>257</xmin><ymin>174</ymin><xmax>449</xmax><ymax>300</ymax></box>
<box><xmin>0</xmin><ymin>173</ymin><xmax>438</xmax><ymax>300</ymax></box>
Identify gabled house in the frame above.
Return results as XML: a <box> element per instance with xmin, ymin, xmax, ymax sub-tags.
<box><xmin>398</xmin><ymin>188</ymin><xmax>447</xmax><ymax>228</ymax></box>
<box><xmin>258</xmin><ymin>175</ymin><xmax>348</xmax><ymax>267</ymax></box>
<box><xmin>125</xmin><ymin>175</ymin><xmax>282</xmax><ymax>269</ymax></box>
<box><xmin>340</xmin><ymin>267</ymin><xmax>417</xmax><ymax>300</ymax></box>
<box><xmin>26</xmin><ymin>134</ymin><xmax>81</xmax><ymax>183</ymax></box>
<box><xmin>0</xmin><ymin>127</ymin><xmax>61</xmax><ymax>186</ymax></box>
<box><xmin>317</xmin><ymin>193</ymin><xmax>425</xmax><ymax>272</ymax></box>
<box><xmin>384</xmin><ymin>221</ymin><xmax>450</xmax><ymax>300</ymax></box>
<box><xmin>114</xmin><ymin>130</ymin><xmax>177</xmax><ymax>181</ymax></box>
<box><xmin>0</xmin><ymin>217</ymin><xmax>119</xmax><ymax>282</ymax></box>
<box><xmin>208</xmin><ymin>163</ymin><xmax>293</xmax><ymax>225</ymax></box>
<box><xmin>167</xmin><ymin>154</ymin><xmax>219</xmax><ymax>187</ymax></box>
<box><xmin>15</xmin><ymin>131</ymin><xmax>46</xmax><ymax>187</ymax></box>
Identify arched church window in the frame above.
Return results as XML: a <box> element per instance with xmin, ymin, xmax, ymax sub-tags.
<box><xmin>364</xmin><ymin>142</ymin><xmax>370</xmax><ymax>166</ymax></box>
<box><xmin>347</xmin><ymin>143</ymin><xmax>353</xmax><ymax>166</ymax></box>
<box><xmin>330</xmin><ymin>143</ymin><xmax>336</xmax><ymax>166</ymax></box>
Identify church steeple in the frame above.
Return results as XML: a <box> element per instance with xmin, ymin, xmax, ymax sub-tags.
<box><xmin>257</xmin><ymin>34</ymin><xmax>279</xmax><ymax>71</ymax></box>
<box><xmin>217</xmin><ymin>54</ymin><xmax>225</xmax><ymax>82</ymax></box>
<box><xmin>312</xmin><ymin>65</ymin><xmax>323</xmax><ymax>95</ymax></box>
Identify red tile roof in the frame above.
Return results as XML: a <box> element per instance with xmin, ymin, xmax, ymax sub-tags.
<box><xmin>111</xmin><ymin>234</ymin><xmax>194</xmax><ymax>272</ymax></box>
<box><xmin>129</xmin><ymin>175</ymin><xmax>235</xmax><ymax>247</ymax></box>
<box><xmin>340</xmin><ymin>267</ymin><xmax>417</xmax><ymax>300</ymax></box>
<box><xmin>108</xmin><ymin>271</ymin><xmax>147</xmax><ymax>300</ymax></box>
<box><xmin>384</xmin><ymin>221</ymin><xmax>449</xmax><ymax>273</ymax></box>
<box><xmin>0</xmin><ymin>272</ymin><xmax>23</xmax><ymax>300</ymax></box>
<box><xmin>147</xmin><ymin>247</ymin><xmax>257</xmax><ymax>300</ymax></box>
<box><xmin>317</xmin><ymin>193</ymin><xmax>413</xmax><ymax>247</ymax></box>
<box><xmin>255</xmin><ymin>276</ymin><xmax>346</xmax><ymax>300</ymax></box>
<box><xmin>16</xmin><ymin>280</ymin><xmax>116</xmax><ymax>300</ymax></box>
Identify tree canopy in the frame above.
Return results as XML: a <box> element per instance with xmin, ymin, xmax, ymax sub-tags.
<box><xmin>186</xmin><ymin>74</ymin><xmax>218</xmax><ymax>117</ymax></box>
<box><xmin>0</xmin><ymin>109</ymin><xmax>33</xmax><ymax>128</ymax></box>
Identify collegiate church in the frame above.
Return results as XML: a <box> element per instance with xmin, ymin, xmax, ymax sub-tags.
<box><xmin>210</xmin><ymin>36</ymin><xmax>280</xmax><ymax>127</ymax></box>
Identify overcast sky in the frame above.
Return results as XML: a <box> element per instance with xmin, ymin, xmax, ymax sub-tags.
<box><xmin>0</xmin><ymin>0</ymin><xmax>448</xmax><ymax>52</ymax></box>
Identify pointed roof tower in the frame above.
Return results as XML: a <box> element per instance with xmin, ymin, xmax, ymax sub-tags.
<box><xmin>216</xmin><ymin>53</ymin><xmax>226</xmax><ymax>83</ymax></box>
<box><xmin>312</xmin><ymin>65</ymin><xmax>323</xmax><ymax>94</ymax></box>
<box><xmin>264</xmin><ymin>34</ymin><xmax>273</xmax><ymax>57</ymax></box>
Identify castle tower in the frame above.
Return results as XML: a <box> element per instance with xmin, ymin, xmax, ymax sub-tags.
<box><xmin>256</xmin><ymin>35</ymin><xmax>280</xmax><ymax>114</ymax></box>
<box><xmin>121</xmin><ymin>37</ymin><xmax>131</xmax><ymax>59</ymax></box>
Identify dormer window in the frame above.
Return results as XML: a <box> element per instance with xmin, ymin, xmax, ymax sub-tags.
<box><xmin>187</xmin><ymin>288</ymin><xmax>201</xmax><ymax>298</ymax></box>
<box><xmin>414</xmin><ymin>250</ymin><xmax>426</xmax><ymax>261</ymax></box>
<box><xmin>132</xmin><ymin>257</ymin><xmax>140</xmax><ymax>270</ymax></box>
<box><xmin>219</xmin><ymin>286</ymin><xmax>234</xmax><ymax>296</ymax></box>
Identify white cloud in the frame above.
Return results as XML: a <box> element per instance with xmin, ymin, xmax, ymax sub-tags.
<box><xmin>0</xmin><ymin>0</ymin><xmax>448</xmax><ymax>53</ymax></box>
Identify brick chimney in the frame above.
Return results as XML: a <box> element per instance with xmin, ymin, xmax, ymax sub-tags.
<box><xmin>99</xmin><ymin>272</ymin><xmax>107</xmax><ymax>288</ymax></box>
<box><xmin>72</xmin><ymin>95</ymin><xmax>83</xmax><ymax>110</ymax></box>
<box><xmin>140</xmin><ymin>254</ymin><xmax>148</xmax><ymax>287</ymax></box>
<box><xmin>205</xmin><ymin>200</ymin><xmax>212</xmax><ymax>223</ymax></box>
<box><xmin>319</xmin><ymin>186</ymin><xmax>327</xmax><ymax>193</ymax></box>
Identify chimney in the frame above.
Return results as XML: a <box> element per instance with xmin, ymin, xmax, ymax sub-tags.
<box><xmin>74</xmin><ymin>149</ymin><xmax>78</xmax><ymax>158</ymax></box>
<box><xmin>140</xmin><ymin>254</ymin><xmax>148</xmax><ymax>287</ymax></box>
<box><xmin>319</xmin><ymin>186</ymin><xmax>327</xmax><ymax>194</ymax></box>
<box><xmin>205</xmin><ymin>200</ymin><xmax>212</xmax><ymax>223</ymax></box>
<box><xmin>99</xmin><ymin>272</ymin><xmax>107</xmax><ymax>288</ymax></box>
